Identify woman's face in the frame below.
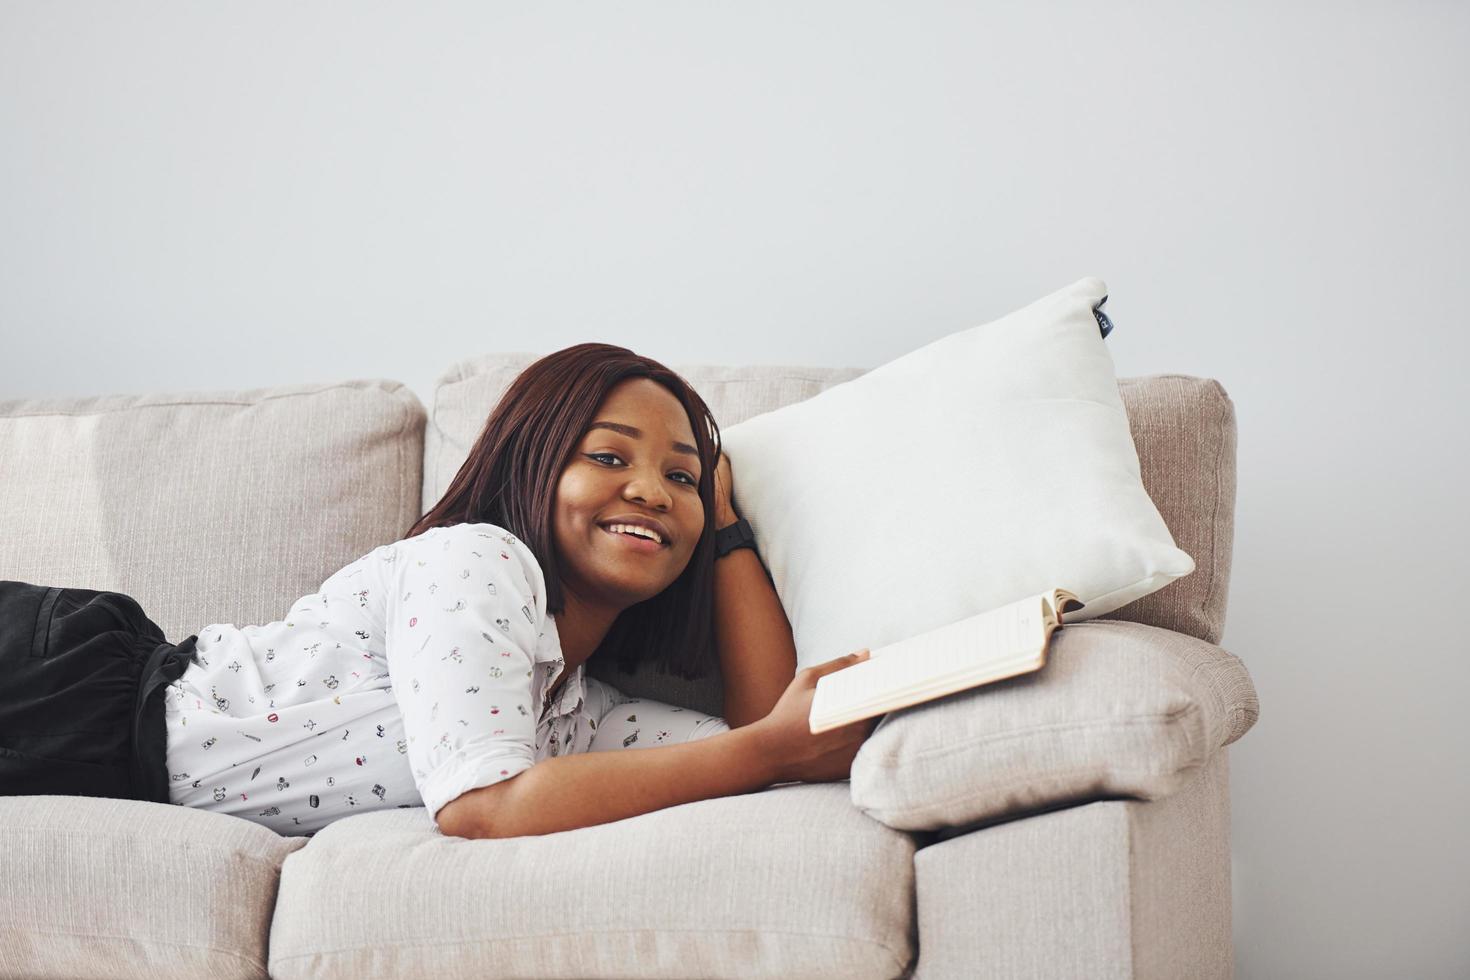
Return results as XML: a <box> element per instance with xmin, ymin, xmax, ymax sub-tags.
<box><xmin>552</xmin><ymin>377</ymin><xmax>707</xmax><ymax>611</ymax></box>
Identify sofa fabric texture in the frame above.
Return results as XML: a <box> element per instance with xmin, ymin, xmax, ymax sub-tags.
<box><xmin>0</xmin><ymin>359</ymin><xmax>1248</xmax><ymax>979</ymax></box>
<box><xmin>1103</xmin><ymin>375</ymin><xmax>1238</xmax><ymax>645</ymax></box>
<box><xmin>911</xmin><ymin>751</ymin><xmax>1233</xmax><ymax>980</ymax></box>
<box><xmin>849</xmin><ymin>620</ymin><xmax>1258</xmax><ymax>832</ymax></box>
<box><xmin>0</xmin><ymin>379</ymin><xmax>426</xmax><ymax>645</ymax></box>
<box><xmin>0</xmin><ymin>796</ymin><xmax>307</xmax><ymax>979</ymax></box>
<box><xmin>267</xmin><ymin>783</ymin><xmax>916</xmax><ymax>980</ymax></box>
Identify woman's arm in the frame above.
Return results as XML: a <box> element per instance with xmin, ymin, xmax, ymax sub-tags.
<box><xmin>454</xmin><ymin>724</ymin><xmax>778</xmax><ymax>839</ymax></box>
<box><xmin>712</xmin><ymin>505</ymin><xmax>799</xmax><ymax>729</ymax></box>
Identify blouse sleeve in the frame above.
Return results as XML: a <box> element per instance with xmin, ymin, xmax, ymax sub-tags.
<box><xmin>383</xmin><ymin>523</ymin><xmax>547</xmax><ymax>823</ymax></box>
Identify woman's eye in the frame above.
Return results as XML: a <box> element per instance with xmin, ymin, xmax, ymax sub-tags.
<box><xmin>586</xmin><ymin>453</ymin><xmax>697</xmax><ymax>486</ymax></box>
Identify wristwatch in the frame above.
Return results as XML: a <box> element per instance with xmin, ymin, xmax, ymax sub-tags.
<box><xmin>714</xmin><ymin>516</ymin><xmax>757</xmax><ymax>559</ymax></box>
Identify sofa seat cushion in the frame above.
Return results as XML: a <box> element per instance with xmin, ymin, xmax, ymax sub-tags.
<box><xmin>268</xmin><ymin>782</ymin><xmax>916</xmax><ymax>980</ymax></box>
<box><xmin>0</xmin><ymin>796</ymin><xmax>307</xmax><ymax>980</ymax></box>
<box><xmin>849</xmin><ymin>620</ymin><xmax>1260</xmax><ymax>832</ymax></box>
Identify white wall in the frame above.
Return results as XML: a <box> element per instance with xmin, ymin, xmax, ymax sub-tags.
<box><xmin>3</xmin><ymin>3</ymin><xmax>1466</xmax><ymax>976</ymax></box>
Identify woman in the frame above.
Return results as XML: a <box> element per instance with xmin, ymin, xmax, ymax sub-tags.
<box><xmin>0</xmin><ymin>343</ymin><xmax>875</xmax><ymax>837</ymax></box>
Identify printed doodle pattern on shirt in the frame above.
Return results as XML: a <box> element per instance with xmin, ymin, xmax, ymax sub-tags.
<box><xmin>161</xmin><ymin>521</ymin><xmax>728</xmax><ymax>837</ymax></box>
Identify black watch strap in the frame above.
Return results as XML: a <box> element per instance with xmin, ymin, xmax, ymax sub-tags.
<box><xmin>714</xmin><ymin>516</ymin><xmax>757</xmax><ymax>559</ymax></box>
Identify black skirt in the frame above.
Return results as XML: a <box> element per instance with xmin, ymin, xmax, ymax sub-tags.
<box><xmin>0</xmin><ymin>580</ymin><xmax>198</xmax><ymax>805</ymax></box>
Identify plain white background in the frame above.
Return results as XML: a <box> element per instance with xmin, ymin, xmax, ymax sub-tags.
<box><xmin>2</xmin><ymin>3</ymin><xmax>1466</xmax><ymax>977</ymax></box>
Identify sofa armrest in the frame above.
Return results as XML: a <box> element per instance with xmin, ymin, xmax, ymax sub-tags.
<box><xmin>848</xmin><ymin>620</ymin><xmax>1259</xmax><ymax>832</ymax></box>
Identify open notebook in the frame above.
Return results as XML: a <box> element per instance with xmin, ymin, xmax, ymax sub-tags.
<box><xmin>808</xmin><ymin>588</ymin><xmax>1085</xmax><ymax>735</ymax></box>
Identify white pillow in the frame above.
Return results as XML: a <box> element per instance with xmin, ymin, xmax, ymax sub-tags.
<box><xmin>719</xmin><ymin>276</ymin><xmax>1195</xmax><ymax>670</ymax></box>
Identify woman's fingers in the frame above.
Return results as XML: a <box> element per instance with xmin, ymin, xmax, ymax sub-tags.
<box><xmin>810</xmin><ymin>649</ymin><xmax>870</xmax><ymax>677</ymax></box>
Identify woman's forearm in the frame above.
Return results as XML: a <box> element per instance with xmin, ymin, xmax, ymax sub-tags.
<box><xmin>711</xmin><ymin>511</ymin><xmax>799</xmax><ymax>728</ymax></box>
<box><xmin>471</xmin><ymin>724</ymin><xmax>778</xmax><ymax>839</ymax></box>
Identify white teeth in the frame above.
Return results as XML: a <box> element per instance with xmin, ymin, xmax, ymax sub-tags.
<box><xmin>604</xmin><ymin>523</ymin><xmax>663</xmax><ymax>544</ymax></box>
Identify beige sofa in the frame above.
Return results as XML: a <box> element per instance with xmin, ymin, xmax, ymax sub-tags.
<box><xmin>0</xmin><ymin>356</ymin><xmax>1258</xmax><ymax>979</ymax></box>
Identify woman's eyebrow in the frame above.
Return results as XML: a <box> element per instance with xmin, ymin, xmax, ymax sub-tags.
<box><xmin>587</xmin><ymin>420</ymin><xmax>700</xmax><ymax>460</ymax></box>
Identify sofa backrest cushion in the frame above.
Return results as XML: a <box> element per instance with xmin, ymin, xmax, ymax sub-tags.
<box><xmin>1108</xmin><ymin>375</ymin><xmax>1237</xmax><ymax>645</ymax></box>
<box><xmin>425</xmin><ymin>357</ymin><xmax>1237</xmax><ymax>716</ymax></box>
<box><xmin>0</xmin><ymin>379</ymin><xmax>426</xmax><ymax>643</ymax></box>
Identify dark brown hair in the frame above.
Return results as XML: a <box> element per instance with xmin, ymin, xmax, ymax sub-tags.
<box><xmin>405</xmin><ymin>343</ymin><xmax>722</xmax><ymax>681</ymax></box>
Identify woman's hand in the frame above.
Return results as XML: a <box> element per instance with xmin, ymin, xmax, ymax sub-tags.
<box><xmin>747</xmin><ymin>649</ymin><xmax>879</xmax><ymax>784</ymax></box>
<box><xmin>712</xmin><ymin>450</ymin><xmax>736</xmax><ymax>524</ymax></box>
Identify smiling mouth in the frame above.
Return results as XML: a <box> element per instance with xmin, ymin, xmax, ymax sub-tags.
<box><xmin>599</xmin><ymin>525</ymin><xmax>669</xmax><ymax>553</ymax></box>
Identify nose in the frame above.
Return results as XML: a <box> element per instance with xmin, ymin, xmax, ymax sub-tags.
<box><xmin>621</xmin><ymin>464</ymin><xmax>674</xmax><ymax>510</ymax></box>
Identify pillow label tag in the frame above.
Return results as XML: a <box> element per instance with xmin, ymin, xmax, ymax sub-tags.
<box><xmin>1093</xmin><ymin>297</ymin><xmax>1115</xmax><ymax>339</ymax></box>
